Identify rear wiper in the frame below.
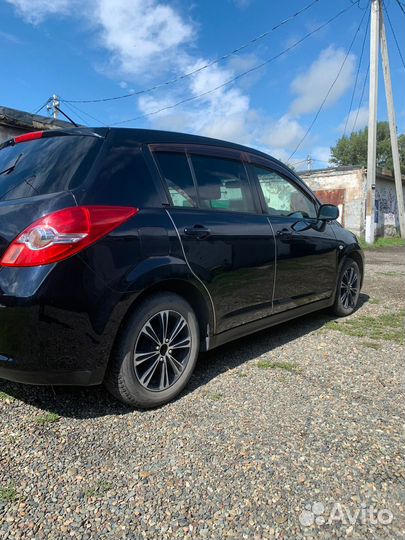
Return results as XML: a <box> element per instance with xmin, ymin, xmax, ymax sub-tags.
<box><xmin>0</xmin><ymin>153</ymin><xmax>22</xmax><ymax>175</ymax></box>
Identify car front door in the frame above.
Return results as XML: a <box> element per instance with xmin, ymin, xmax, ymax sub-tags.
<box><xmin>150</xmin><ymin>145</ymin><xmax>276</xmax><ymax>333</ymax></box>
<box><xmin>248</xmin><ymin>159</ymin><xmax>339</xmax><ymax>313</ymax></box>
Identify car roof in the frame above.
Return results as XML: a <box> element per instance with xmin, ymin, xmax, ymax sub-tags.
<box><xmin>70</xmin><ymin>126</ymin><xmax>289</xmax><ymax>170</ymax></box>
<box><xmin>46</xmin><ymin>126</ymin><xmax>306</xmax><ymax>188</ymax></box>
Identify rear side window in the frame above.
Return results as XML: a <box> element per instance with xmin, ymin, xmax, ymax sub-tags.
<box><xmin>0</xmin><ymin>135</ymin><xmax>102</xmax><ymax>201</ymax></box>
<box><xmin>190</xmin><ymin>154</ymin><xmax>254</xmax><ymax>213</ymax></box>
<box><xmin>155</xmin><ymin>150</ymin><xmax>255</xmax><ymax>213</ymax></box>
<box><xmin>87</xmin><ymin>138</ymin><xmax>157</xmax><ymax>207</ymax></box>
<box><xmin>154</xmin><ymin>152</ymin><xmax>197</xmax><ymax>208</ymax></box>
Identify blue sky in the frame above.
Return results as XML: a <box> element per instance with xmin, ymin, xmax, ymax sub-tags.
<box><xmin>1</xmin><ymin>0</ymin><xmax>404</xmax><ymax>168</ymax></box>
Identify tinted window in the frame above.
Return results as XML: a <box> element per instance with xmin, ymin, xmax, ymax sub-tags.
<box><xmin>254</xmin><ymin>166</ymin><xmax>317</xmax><ymax>218</ymax></box>
<box><xmin>154</xmin><ymin>152</ymin><xmax>197</xmax><ymax>207</ymax></box>
<box><xmin>88</xmin><ymin>138</ymin><xmax>156</xmax><ymax>206</ymax></box>
<box><xmin>0</xmin><ymin>135</ymin><xmax>101</xmax><ymax>201</ymax></box>
<box><xmin>191</xmin><ymin>155</ymin><xmax>254</xmax><ymax>213</ymax></box>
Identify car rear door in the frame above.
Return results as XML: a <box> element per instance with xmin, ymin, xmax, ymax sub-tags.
<box><xmin>247</xmin><ymin>157</ymin><xmax>339</xmax><ymax>313</ymax></box>
<box><xmin>150</xmin><ymin>144</ymin><xmax>276</xmax><ymax>334</ymax></box>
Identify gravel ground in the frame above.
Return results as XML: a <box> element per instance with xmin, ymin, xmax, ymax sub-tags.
<box><xmin>1</xmin><ymin>247</ymin><xmax>404</xmax><ymax>540</ymax></box>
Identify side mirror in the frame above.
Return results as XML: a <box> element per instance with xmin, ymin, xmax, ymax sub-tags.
<box><xmin>317</xmin><ymin>204</ymin><xmax>339</xmax><ymax>221</ymax></box>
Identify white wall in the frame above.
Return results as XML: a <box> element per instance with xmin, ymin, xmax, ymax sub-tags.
<box><xmin>302</xmin><ymin>169</ymin><xmax>365</xmax><ymax>236</ymax></box>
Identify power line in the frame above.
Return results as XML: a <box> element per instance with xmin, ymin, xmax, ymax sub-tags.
<box><xmin>351</xmin><ymin>63</ymin><xmax>369</xmax><ymax>133</ymax></box>
<box><xmin>112</xmin><ymin>3</ymin><xmax>356</xmax><ymax>127</ymax></box>
<box><xmin>350</xmin><ymin>0</ymin><xmax>371</xmax><ymax>9</ymax></box>
<box><xmin>394</xmin><ymin>0</ymin><xmax>405</xmax><ymax>15</ymax></box>
<box><xmin>62</xmin><ymin>102</ymin><xmax>89</xmax><ymax>126</ymax></box>
<box><xmin>53</xmin><ymin>106</ymin><xmax>79</xmax><ymax>127</ymax></box>
<box><xmin>342</xmin><ymin>10</ymin><xmax>370</xmax><ymax>137</ymax></box>
<box><xmin>312</xmin><ymin>158</ymin><xmax>332</xmax><ymax>164</ymax></box>
<box><xmin>63</xmin><ymin>101</ymin><xmax>106</xmax><ymax>126</ymax></box>
<box><xmin>61</xmin><ymin>0</ymin><xmax>321</xmax><ymax>105</ymax></box>
<box><xmin>33</xmin><ymin>98</ymin><xmax>51</xmax><ymax>115</ymax></box>
<box><xmin>383</xmin><ymin>2</ymin><xmax>405</xmax><ymax>69</ymax></box>
<box><xmin>288</xmin><ymin>6</ymin><xmax>368</xmax><ymax>161</ymax></box>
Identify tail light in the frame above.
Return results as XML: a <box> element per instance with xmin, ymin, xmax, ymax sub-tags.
<box><xmin>0</xmin><ymin>206</ymin><xmax>138</xmax><ymax>267</ymax></box>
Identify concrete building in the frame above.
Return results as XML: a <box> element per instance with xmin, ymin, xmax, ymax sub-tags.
<box><xmin>299</xmin><ymin>166</ymin><xmax>405</xmax><ymax>238</ymax></box>
<box><xmin>0</xmin><ymin>105</ymin><xmax>71</xmax><ymax>144</ymax></box>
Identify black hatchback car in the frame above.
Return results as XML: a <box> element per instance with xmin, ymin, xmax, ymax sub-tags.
<box><xmin>0</xmin><ymin>127</ymin><xmax>363</xmax><ymax>407</ymax></box>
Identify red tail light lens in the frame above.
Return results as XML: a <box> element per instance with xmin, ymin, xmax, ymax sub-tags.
<box><xmin>14</xmin><ymin>131</ymin><xmax>44</xmax><ymax>144</ymax></box>
<box><xmin>0</xmin><ymin>206</ymin><xmax>138</xmax><ymax>267</ymax></box>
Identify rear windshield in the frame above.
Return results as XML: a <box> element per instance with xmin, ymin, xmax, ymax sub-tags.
<box><xmin>0</xmin><ymin>135</ymin><xmax>102</xmax><ymax>201</ymax></box>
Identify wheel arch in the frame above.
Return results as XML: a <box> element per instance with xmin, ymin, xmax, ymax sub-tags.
<box><xmin>110</xmin><ymin>278</ymin><xmax>214</xmax><ymax>364</ymax></box>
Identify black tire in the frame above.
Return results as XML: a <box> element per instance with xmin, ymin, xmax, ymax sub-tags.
<box><xmin>331</xmin><ymin>259</ymin><xmax>361</xmax><ymax>317</ymax></box>
<box><xmin>105</xmin><ymin>293</ymin><xmax>199</xmax><ymax>408</ymax></box>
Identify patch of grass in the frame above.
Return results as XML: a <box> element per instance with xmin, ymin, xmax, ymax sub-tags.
<box><xmin>237</xmin><ymin>371</ymin><xmax>248</xmax><ymax>378</ymax></box>
<box><xmin>0</xmin><ymin>486</ymin><xmax>18</xmax><ymax>503</ymax></box>
<box><xmin>85</xmin><ymin>480</ymin><xmax>113</xmax><ymax>498</ymax></box>
<box><xmin>369</xmin><ymin>298</ymin><xmax>380</xmax><ymax>305</ymax></box>
<box><xmin>359</xmin><ymin>237</ymin><xmax>405</xmax><ymax>250</ymax></box>
<box><xmin>256</xmin><ymin>360</ymin><xmax>301</xmax><ymax>372</ymax></box>
<box><xmin>376</xmin><ymin>271</ymin><xmax>405</xmax><ymax>277</ymax></box>
<box><xmin>326</xmin><ymin>310</ymin><xmax>405</xmax><ymax>344</ymax></box>
<box><xmin>34</xmin><ymin>412</ymin><xmax>60</xmax><ymax>425</ymax></box>
<box><xmin>0</xmin><ymin>391</ymin><xmax>15</xmax><ymax>402</ymax></box>
<box><xmin>362</xmin><ymin>341</ymin><xmax>381</xmax><ymax>350</ymax></box>
<box><xmin>207</xmin><ymin>393</ymin><xmax>223</xmax><ymax>401</ymax></box>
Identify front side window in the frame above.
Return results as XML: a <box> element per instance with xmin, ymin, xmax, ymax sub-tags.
<box><xmin>253</xmin><ymin>166</ymin><xmax>317</xmax><ymax>218</ymax></box>
<box><xmin>191</xmin><ymin>155</ymin><xmax>254</xmax><ymax>213</ymax></box>
<box><xmin>154</xmin><ymin>151</ymin><xmax>197</xmax><ymax>207</ymax></box>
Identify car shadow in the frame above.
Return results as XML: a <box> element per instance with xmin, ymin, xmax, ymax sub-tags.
<box><xmin>0</xmin><ymin>294</ymin><xmax>369</xmax><ymax>419</ymax></box>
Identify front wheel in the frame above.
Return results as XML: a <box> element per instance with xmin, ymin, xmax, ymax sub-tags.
<box><xmin>105</xmin><ymin>293</ymin><xmax>199</xmax><ymax>408</ymax></box>
<box><xmin>331</xmin><ymin>259</ymin><xmax>361</xmax><ymax>317</ymax></box>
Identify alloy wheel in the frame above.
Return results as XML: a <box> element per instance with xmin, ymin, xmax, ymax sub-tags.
<box><xmin>133</xmin><ymin>310</ymin><xmax>192</xmax><ymax>392</ymax></box>
<box><xmin>340</xmin><ymin>265</ymin><xmax>359</xmax><ymax>310</ymax></box>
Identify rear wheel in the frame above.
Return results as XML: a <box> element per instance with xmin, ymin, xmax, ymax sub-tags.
<box><xmin>105</xmin><ymin>293</ymin><xmax>199</xmax><ymax>408</ymax></box>
<box><xmin>331</xmin><ymin>259</ymin><xmax>361</xmax><ymax>317</ymax></box>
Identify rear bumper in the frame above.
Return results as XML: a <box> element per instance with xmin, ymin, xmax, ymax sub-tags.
<box><xmin>0</xmin><ymin>356</ymin><xmax>104</xmax><ymax>386</ymax></box>
<box><xmin>0</xmin><ymin>301</ymin><xmax>111</xmax><ymax>386</ymax></box>
<box><xmin>0</xmin><ymin>260</ymin><xmax>127</xmax><ymax>388</ymax></box>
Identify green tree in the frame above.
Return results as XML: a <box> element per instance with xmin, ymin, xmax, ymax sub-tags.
<box><xmin>330</xmin><ymin>121</ymin><xmax>405</xmax><ymax>172</ymax></box>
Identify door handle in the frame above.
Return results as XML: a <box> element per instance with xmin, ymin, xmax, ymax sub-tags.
<box><xmin>184</xmin><ymin>225</ymin><xmax>211</xmax><ymax>239</ymax></box>
<box><xmin>276</xmin><ymin>228</ymin><xmax>292</xmax><ymax>240</ymax></box>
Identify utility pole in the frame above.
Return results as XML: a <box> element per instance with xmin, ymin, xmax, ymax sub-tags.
<box><xmin>47</xmin><ymin>94</ymin><xmax>60</xmax><ymax>119</ymax></box>
<box><xmin>365</xmin><ymin>0</ymin><xmax>380</xmax><ymax>244</ymax></box>
<box><xmin>379</xmin><ymin>6</ymin><xmax>405</xmax><ymax>238</ymax></box>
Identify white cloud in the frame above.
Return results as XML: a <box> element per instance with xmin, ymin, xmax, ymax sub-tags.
<box><xmin>232</xmin><ymin>0</ymin><xmax>252</xmax><ymax>8</ymax></box>
<box><xmin>259</xmin><ymin>115</ymin><xmax>305</xmax><ymax>150</ymax></box>
<box><xmin>0</xmin><ymin>30</ymin><xmax>24</xmax><ymax>44</ymax></box>
<box><xmin>96</xmin><ymin>0</ymin><xmax>194</xmax><ymax>77</ymax></box>
<box><xmin>6</xmin><ymin>0</ymin><xmax>71</xmax><ymax>24</ymax></box>
<box><xmin>137</xmin><ymin>59</ymin><xmax>254</xmax><ymax>145</ymax></box>
<box><xmin>290</xmin><ymin>46</ymin><xmax>356</xmax><ymax>116</ymax></box>
<box><xmin>8</xmin><ymin>0</ymin><xmax>319</xmax><ymax>158</ymax></box>
<box><xmin>338</xmin><ymin>106</ymin><xmax>368</xmax><ymax>133</ymax></box>
<box><xmin>313</xmin><ymin>146</ymin><xmax>331</xmax><ymax>164</ymax></box>
<box><xmin>226</xmin><ymin>53</ymin><xmax>263</xmax><ymax>91</ymax></box>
